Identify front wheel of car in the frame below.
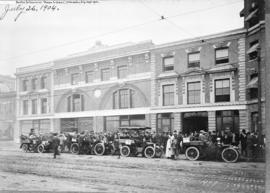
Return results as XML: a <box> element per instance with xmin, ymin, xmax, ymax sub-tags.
<box><xmin>221</xmin><ymin>147</ymin><xmax>239</xmax><ymax>163</ymax></box>
<box><xmin>94</xmin><ymin>143</ymin><xmax>105</xmax><ymax>156</ymax></box>
<box><xmin>185</xmin><ymin>146</ymin><xmax>200</xmax><ymax>161</ymax></box>
<box><xmin>37</xmin><ymin>144</ymin><xmax>45</xmax><ymax>153</ymax></box>
<box><xmin>144</xmin><ymin>146</ymin><xmax>155</xmax><ymax>158</ymax></box>
<box><xmin>120</xmin><ymin>146</ymin><xmax>130</xmax><ymax>157</ymax></box>
<box><xmin>21</xmin><ymin>144</ymin><xmax>28</xmax><ymax>153</ymax></box>
<box><xmin>71</xmin><ymin>143</ymin><xmax>79</xmax><ymax>154</ymax></box>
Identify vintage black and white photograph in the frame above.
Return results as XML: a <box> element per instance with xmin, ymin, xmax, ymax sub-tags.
<box><xmin>0</xmin><ymin>0</ymin><xmax>269</xmax><ymax>192</ymax></box>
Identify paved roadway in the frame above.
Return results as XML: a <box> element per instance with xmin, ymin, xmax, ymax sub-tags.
<box><xmin>0</xmin><ymin>141</ymin><xmax>265</xmax><ymax>193</ymax></box>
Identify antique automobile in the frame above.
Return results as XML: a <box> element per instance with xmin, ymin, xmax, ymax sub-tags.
<box><xmin>114</xmin><ymin>126</ymin><xmax>162</xmax><ymax>158</ymax></box>
<box><xmin>36</xmin><ymin>133</ymin><xmax>54</xmax><ymax>153</ymax></box>
<box><xmin>93</xmin><ymin>140</ymin><xmax>116</xmax><ymax>156</ymax></box>
<box><xmin>20</xmin><ymin>134</ymin><xmax>42</xmax><ymax>153</ymax></box>
<box><xmin>182</xmin><ymin>136</ymin><xmax>240</xmax><ymax>163</ymax></box>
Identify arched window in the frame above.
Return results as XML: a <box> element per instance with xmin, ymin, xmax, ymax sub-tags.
<box><xmin>113</xmin><ymin>89</ymin><xmax>135</xmax><ymax>109</ymax></box>
<box><xmin>67</xmin><ymin>94</ymin><xmax>84</xmax><ymax>112</ymax></box>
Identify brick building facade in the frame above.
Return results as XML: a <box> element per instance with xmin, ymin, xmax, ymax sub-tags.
<box><xmin>14</xmin><ymin>26</ymin><xmax>265</xmax><ymax>141</ymax></box>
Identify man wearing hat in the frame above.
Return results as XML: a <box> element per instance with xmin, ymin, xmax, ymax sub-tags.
<box><xmin>52</xmin><ymin>132</ymin><xmax>60</xmax><ymax>159</ymax></box>
<box><xmin>199</xmin><ymin>130</ymin><xmax>208</xmax><ymax>142</ymax></box>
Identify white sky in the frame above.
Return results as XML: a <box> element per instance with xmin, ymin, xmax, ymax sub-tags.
<box><xmin>0</xmin><ymin>0</ymin><xmax>244</xmax><ymax>76</ymax></box>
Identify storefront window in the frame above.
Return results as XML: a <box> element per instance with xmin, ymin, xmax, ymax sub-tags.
<box><xmin>157</xmin><ymin>113</ymin><xmax>174</xmax><ymax>134</ymax></box>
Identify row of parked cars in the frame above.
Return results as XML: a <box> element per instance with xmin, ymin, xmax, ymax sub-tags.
<box><xmin>20</xmin><ymin>126</ymin><xmax>240</xmax><ymax>163</ymax></box>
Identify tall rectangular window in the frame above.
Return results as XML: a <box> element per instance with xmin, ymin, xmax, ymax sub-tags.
<box><xmin>187</xmin><ymin>82</ymin><xmax>201</xmax><ymax>104</ymax></box>
<box><xmin>71</xmin><ymin>73</ymin><xmax>80</xmax><ymax>85</ymax></box>
<box><xmin>23</xmin><ymin>100</ymin><xmax>28</xmax><ymax>115</ymax></box>
<box><xmin>32</xmin><ymin>99</ymin><xmax>37</xmax><ymax>114</ymax></box>
<box><xmin>215</xmin><ymin>79</ymin><xmax>230</xmax><ymax>102</ymax></box>
<box><xmin>40</xmin><ymin>76</ymin><xmax>47</xmax><ymax>89</ymax></box>
<box><xmin>163</xmin><ymin>56</ymin><xmax>174</xmax><ymax>71</ymax></box>
<box><xmin>72</xmin><ymin>94</ymin><xmax>81</xmax><ymax>112</ymax></box>
<box><xmin>85</xmin><ymin>71</ymin><xmax>93</xmax><ymax>83</ymax></box>
<box><xmin>119</xmin><ymin>89</ymin><xmax>129</xmax><ymax>109</ymax></box>
<box><xmin>215</xmin><ymin>48</ymin><xmax>229</xmax><ymax>64</ymax></box>
<box><xmin>41</xmin><ymin>98</ymin><xmax>47</xmax><ymax>114</ymax></box>
<box><xmin>117</xmin><ymin>65</ymin><xmax>128</xmax><ymax>79</ymax></box>
<box><xmin>101</xmin><ymin>68</ymin><xmax>110</xmax><ymax>81</ymax></box>
<box><xmin>163</xmin><ymin>84</ymin><xmax>174</xmax><ymax>106</ymax></box>
<box><xmin>22</xmin><ymin>80</ymin><xmax>28</xmax><ymax>91</ymax></box>
<box><xmin>188</xmin><ymin>52</ymin><xmax>200</xmax><ymax>68</ymax></box>
<box><xmin>31</xmin><ymin>78</ymin><xmax>37</xmax><ymax>90</ymax></box>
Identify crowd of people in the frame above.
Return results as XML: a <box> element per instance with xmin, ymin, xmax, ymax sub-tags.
<box><xmin>25</xmin><ymin>127</ymin><xmax>265</xmax><ymax>161</ymax></box>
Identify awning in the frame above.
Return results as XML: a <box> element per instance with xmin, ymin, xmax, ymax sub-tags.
<box><xmin>247</xmin><ymin>43</ymin><xmax>259</xmax><ymax>54</ymax></box>
<box><xmin>245</xmin><ymin>9</ymin><xmax>258</xmax><ymax>22</ymax></box>
<box><xmin>247</xmin><ymin>77</ymin><xmax>258</xmax><ymax>89</ymax></box>
<box><xmin>240</xmin><ymin>8</ymin><xmax>245</xmax><ymax>17</ymax></box>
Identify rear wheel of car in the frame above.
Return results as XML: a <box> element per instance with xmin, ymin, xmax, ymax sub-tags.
<box><xmin>155</xmin><ymin>146</ymin><xmax>163</xmax><ymax>158</ymax></box>
<box><xmin>71</xmin><ymin>143</ymin><xmax>79</xmax><ymax>154</ymax></box>
<box><xmin>37</xmin><ymin>144</ymin><xmax>45</xmax><ymax>153</ymax></box>
<box><xmin>185</xmin><ymin>146</ymin><xmax>200</xmax><ymax>161</ymax></box>
<box><xmin>94</xmin><ymin>143</ymin><xmax>105</xmax><ymax>156</ymax></box>
<box><xmin>21</xmin><ymin>144</ymin><xmax>28</xmax><ymax>153</ymax></box>
<box><xmin>144</xmin><ymin>146</ymin><xmax>155</xmax><ymax>158</ymax></box>
<box><xmin>221</xmin><ymin>147</ymin><xmax>239</xmax><ymax>163</ymax></box>
<box><xmin>120</xmin><ymin>146</ymin><xmax>130</xmax><ymax>157</ymax></box>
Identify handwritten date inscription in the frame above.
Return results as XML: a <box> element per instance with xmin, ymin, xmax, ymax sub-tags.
<box><xmin>0</xmin><ymin>4</ymin><xmax>60</xmax><ymax>22</ymax></box>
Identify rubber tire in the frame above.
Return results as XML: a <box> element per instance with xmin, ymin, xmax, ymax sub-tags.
<box><xmin>144</xmin><ymin>146</ymin><xmax>155</xmax><ymax>158</ymax></box>
<box><xmin>185</xmin><ymin>146</ymin><xmax>200</xmax><ymax>161</ymax></box>
<box><xmin>71</xmin><ymin>143</ymin><xmax>79</xmax><ymax>154</ymax></box>
<box><xmin>21</xmin><ymin>144</ymin><xmax>28</xmax><ymax>152</ymax></box>
<box><xmin>94</xmin><ymin>143</ymin><xmax>105</xmax><ymax>156</ymax></box>
<box><xmin>37</xmin><ymin>144</ymin><xmax>45</xmax><ymax>153</ymax></box>
<box><xmin>120</xmin><ymin>146</ymin><xmax>130</xmax><ymax>157</ymax></box>
<box><xmin>155</xmin><ymin>146</ymin><xmax>163</xmax><ymax>158</ymax></box>
<box><xmin>221</xmin><ymin>147</ymin><xmax>239</xmax><ymax>163</ymax></box>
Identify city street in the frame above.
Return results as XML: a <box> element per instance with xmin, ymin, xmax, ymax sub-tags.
<box><xmin>0</xmin><ymin>141</ymin><xmax>265</xmax><ymax>193</ymax></box>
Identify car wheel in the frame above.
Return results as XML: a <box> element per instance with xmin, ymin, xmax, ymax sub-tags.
<box><xmin>21</xmin><ymin>144</ymin><xmax>28</xmax><ymax>153</ymax></box>
<box><xmin>155</xmin><ymin>146</ymin><xmax>163</xmax><ymax>158</ymax></box>
<box><xmin>221</xmin><ymin>147</ymin><xmax>239</xmax><ymax>163</ymax></box>
<box><xmin>185</xmin><ymin>146</ymin><xmax>200</xmax><ymax>161</ymax></box>
<box><xmin>120</xmin><ymin>146</ymin><xmax>130</xmax><ymax>157</ymax></box>
<box><xmin>71</xmin><ymin>143</ymin><xmax>79</xmax><ymax>154</ymax></box>
<box><xmin>144</xmin><ymin>146</ymin><xmax>155</xmax><ymax>158</ymax></box>
<box><xmin>37</xmin><ymin>144</ymin><xmax>45</xmax><ymax>153</ymax></box>
<box><xmin>94</xmin><ymin>143</ymin><xmax>105</xmax><ymax>156</ymax></box>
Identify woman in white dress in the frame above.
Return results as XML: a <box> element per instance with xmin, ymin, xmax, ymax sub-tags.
<box><xmin>165</xmin><ymin>133</ymin><xmax>174</xmax><ymax>158</ymax></box>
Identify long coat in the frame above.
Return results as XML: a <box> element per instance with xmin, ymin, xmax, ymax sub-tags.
<box><xmin>165</xmin><ymin>135</ymin><xmax>174</xmax><ymax>158</ymax></box>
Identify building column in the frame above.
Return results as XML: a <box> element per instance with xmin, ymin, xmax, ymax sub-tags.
<box><xmin>174</xmin><ymin>112</ymin><xmax>182</xmax><ymax>132</ymax></box>
<box><xmin>150</xmin><ymin>113</ymin><xmax>156</xmax><ymax>132</ymax></box>
<box><xmin>208</xmin><ymin>111</ymin><xmax>216</xmax><ymax>132</ymax></box>
<box><xmin>53</xmin><ymin>119</ymin><xmax>61</xmax><ymax>133</ymax></box>
<box><xmin>239</xmin><ymin>109</ymin><xmax>248</xmax><ymax>132</ymax></box>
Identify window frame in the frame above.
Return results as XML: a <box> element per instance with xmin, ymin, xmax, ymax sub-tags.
<box><xmin>113</xmin><ymin>89</ymin><xmax>134</xmax><ymax>109</ymax></box>
<box><xmin>85</xmin><ymin>71</ymin><xmax>94</xmax><ymax>83</ymax></box>
<box><xmin>188</xmin><ymin>52</ymin><xmax>200</xmax><ymax>68</ymax></box>
<box><xmin>67</xmin><ymin>94</ymin><xmax>84</xmax><ymax>112</ymax></box>
<box><xmin>41</xmin><ymin>98</ymin><xmax>47</xmax><ymax>114</ymax></box>
<box><xmin>101</xmin><ymin>68</ymin><xmax>110</xmax><ymax>81</ymax></box>
<box><xmin>117</xmin><ymin>65</ymin><xmax>128</xmax><ymax>79</ymax></box>
<box><xmin>22</xmin><ymin>80</ymin><xmax>28</xmax><ymax>91</ymax></box>
<box><xmin>162</xmin><ymin>84</ymin><xmax>175</xmax><ymax>106</ymax></box>
<box><xmin>71</xmin><ymin>73</ymin><xmax>80</xmax><ymax>85</ymax></box>
<box><xmin>187</xmin><ymin>81</ymin><xmax>201</xmax><ymax>104</ymax></box>
<box><xmin>215</xmin><ymin>47</ymin><xmax>229</xmax><ymax>65</ymax></box>
<box><xmin>31</xmin><ymin>99</ymin><xmax>37</xmax><ymax>114</ymax></box>
<box><xmin>23</xmin><ymin>100</ymin><xmax>28</xmax><ymax>115</ymax></box>
<box><xmin>214</xmin><ymin>78</ymin><xmax>230</xmax><ymax>102</ymax></box>
<box><xmin>40</xmin><ymin>76</ymin><xmax>47</xmax><ymax>89</ymax></box>
<box><xmin>162</xmin><ymin>56</ymin><xmax>174</xmax><ymax>72</ymax></box>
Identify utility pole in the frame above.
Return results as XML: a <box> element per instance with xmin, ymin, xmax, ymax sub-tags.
<box><xmin>257</xmin><ymin>46</ymin><xmax>262</xmax><ymax>137</ymax></box>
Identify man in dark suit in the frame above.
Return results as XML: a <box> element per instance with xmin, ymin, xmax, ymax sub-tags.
<box><xmin>52</xmin><ymin>133</ymin><xmax>60</xmax><ymax>159</ymax></box>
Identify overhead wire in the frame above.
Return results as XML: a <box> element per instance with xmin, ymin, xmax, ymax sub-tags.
<box><xmin>0</xmin><ymin>0</ymin><xmax>243</xmax><ymax>63</ymax></box>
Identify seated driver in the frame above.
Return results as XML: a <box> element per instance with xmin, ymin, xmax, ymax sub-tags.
<box><xmin>29</xmin><ymin>128</ymin><xmax>37</xmax><ymax>139</ymax></box>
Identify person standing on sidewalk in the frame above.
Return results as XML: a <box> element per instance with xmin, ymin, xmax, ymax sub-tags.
<box><xmin>52</xmin><ymin>133</ymin><xmax>60</xmax><ymax>159</ymax></box>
